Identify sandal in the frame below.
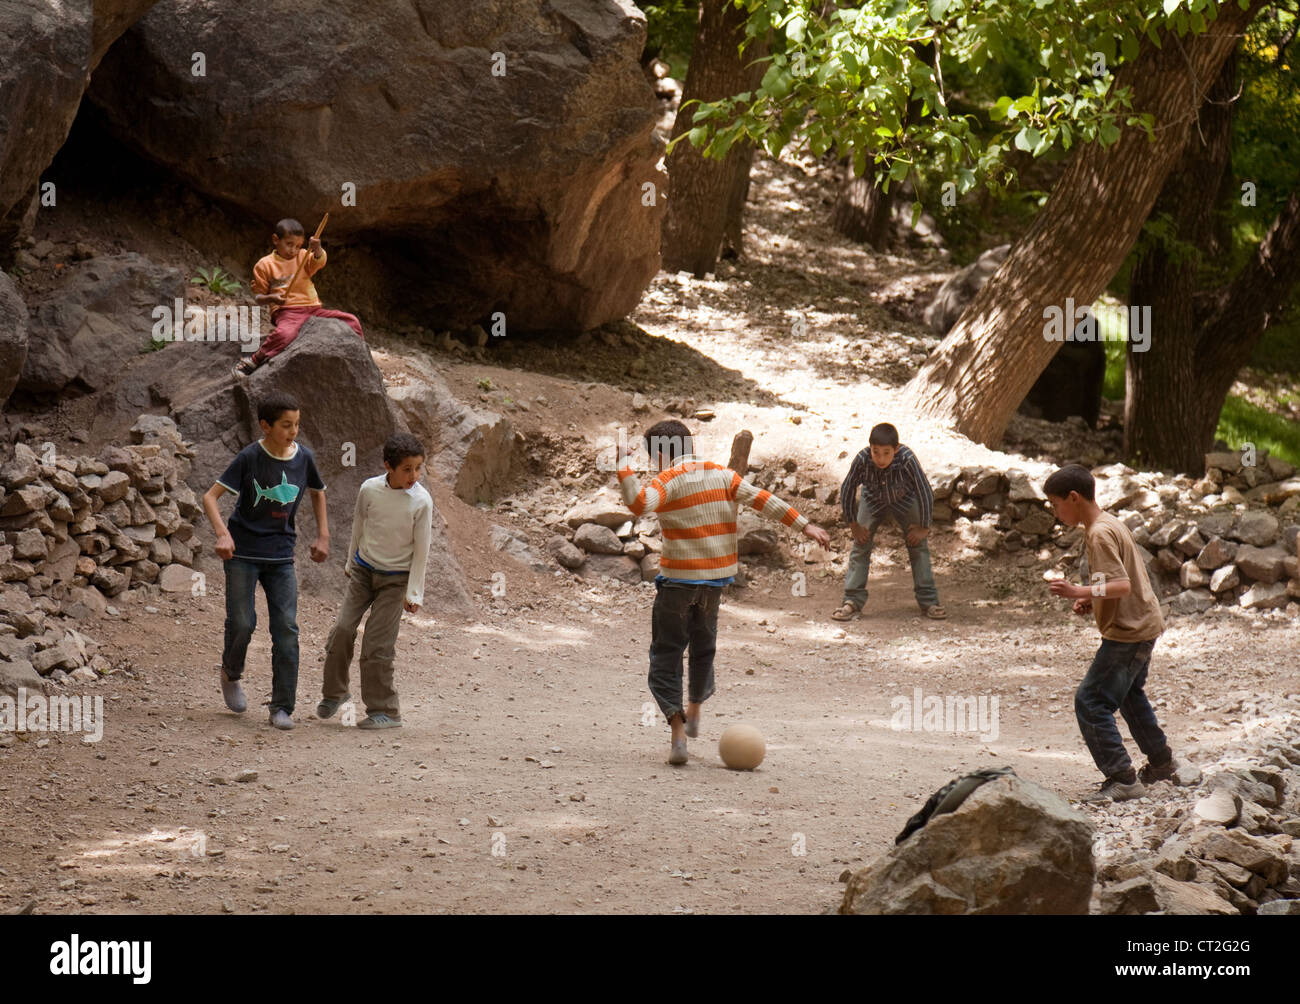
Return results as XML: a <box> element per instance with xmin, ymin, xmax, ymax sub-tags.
<box><xmin>831</xmin><ymin>602</ymin><xmax>860</xmax><ymax>621</ymax></box>
<box><xmin>922</xmin><ymin>605</ymin><xmax>948</xmax><ymax>620</ymax></box>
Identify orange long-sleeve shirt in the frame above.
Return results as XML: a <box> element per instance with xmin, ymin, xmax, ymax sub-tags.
<box><xmin>251</xmin><ymin>248</ymin><xmax>327</xmax><ymax>310</ymax></box>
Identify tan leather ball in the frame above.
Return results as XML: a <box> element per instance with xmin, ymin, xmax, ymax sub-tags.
<box><xmin>718</xmin><ymin>724</ymin><xmax>766</xmax><ymax>770</ymax></box>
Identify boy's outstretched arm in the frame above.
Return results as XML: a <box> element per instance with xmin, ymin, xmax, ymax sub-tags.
<box><xmin>202</xmin><ymin>483</ymin><xmax>235</xmax><ymax>560</ymax></box>
<box><xmin>734</xmin><ymin>476</ymin><xmax>830</xmax><ymax>547</ymax></box>
<box><xmin>309</xmin><ymin>488</ymin><xmax>329</xmax><ymax>562</ymax></box>
<box><xmin>616</xmin><ymin>447</ymin><xmax>670</xmax><ymax>516</ymax></box>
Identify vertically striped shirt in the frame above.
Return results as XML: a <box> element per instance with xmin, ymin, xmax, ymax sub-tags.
<box><xmin>618</xmin><ymin>455</ymin><xmax>809</xmax><ymax>583</ymax></box>
<box><xmin>840</xmin><ymin>444</ymin><xmax>934</xmax><ymax>527</ymax></box>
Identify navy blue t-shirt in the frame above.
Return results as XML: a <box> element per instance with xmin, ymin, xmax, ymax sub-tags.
<box><xmin>216</xmin><ymin>440</ymin><xmax>325</xmax><ymax>562</ymax></box>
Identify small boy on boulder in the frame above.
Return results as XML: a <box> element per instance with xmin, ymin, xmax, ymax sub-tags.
<box><xmin>235</xmin><ymin>218</ymin><xmax>364</xmax><ymax>376</ymax></box>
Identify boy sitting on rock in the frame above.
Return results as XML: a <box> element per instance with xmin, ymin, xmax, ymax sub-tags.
<box><xmin>234</xmin><ymin>218</ymin><xmax>364</xmax><ymax>376</ymax></box>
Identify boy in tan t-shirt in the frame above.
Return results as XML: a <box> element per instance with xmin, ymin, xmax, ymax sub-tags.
<box><xmin>1044</xmin><ymin>464</ymin><xmax>1178</xmax><ymax>803</ymax></box>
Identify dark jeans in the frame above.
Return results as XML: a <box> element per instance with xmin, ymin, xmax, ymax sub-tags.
<box><xmin>648</xmin><ymin>581</ymin><xmax>720</xmax><ymax>724</ymax></box>
<box><xmin>1074</xmin><ymin>638</ymin><xmax>1167</xmax><ymax>779</ymax></box>
<box><xmin>222</xmin><ymin>557</ymin><xmax>300</xmax><ymax>714</ymax></box>
<box><xmin>842</xmin><ymin>495</ymin><xmax>939</xmax><ymax>609</ymax></box>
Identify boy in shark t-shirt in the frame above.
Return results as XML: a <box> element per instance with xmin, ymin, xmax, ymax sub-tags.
<box><xmin>201</xmin><ymin>391</ymin><xmax>328</xmax><ymax>729</ymax></box>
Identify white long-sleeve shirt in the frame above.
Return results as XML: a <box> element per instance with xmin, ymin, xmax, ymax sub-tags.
<box><xmin>347</xmin><ymin>475</ymin><xmax>434</xmax><ymax>606</ymax></box>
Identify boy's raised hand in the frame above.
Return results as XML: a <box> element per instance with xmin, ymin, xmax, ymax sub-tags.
<box><xmin>309</xmin><ymin>236</ymin><xmax>322</xmax><ymax>256</ymax></box>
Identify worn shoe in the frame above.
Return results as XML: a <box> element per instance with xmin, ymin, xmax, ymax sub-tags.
<box><xmin>1080</xmin><ymin>776</ymin><xmax>1146</xmax><ymax>803</ymax></box>
<box><xmin>922</xmin><ymin>604</ymin><xmax>948</xmax><ymax>620</ymax></box>
<box><xmin>269</xmin><ymin>709</ymin><xmax>294</xmax><ymax>730</ymax></box>
<box><xmin>668</xmin><ymin>738</ymin><xmax>688</xmax><ymax>765</ymax></box>
<box><xmin>220</xmin><ymin>669</ymin><xmax>246</xmax><ymax>713</ymax></box>
<box><xmin>316</xmin><ymin>694</ymin><xmax>351</xmax><ymax>719</ymax></box>
<box><xmin>830</xmin><ymin>602</ymin><xmax>860</xmax><ymax>622</ymax></box>
<box><xmin>1139</xmin><ymin>756</ymin><xmax>1179</xmax><ymax>785</ymax></box>
<box><xmin>232</xmin><ymin>357</ymin><xmax>257</xmax><ymax>378</ymax></box>
<box><xmin>357</xmin><ymin>713</ymin><xmax>403</xmax><ymax>730</ymax></box>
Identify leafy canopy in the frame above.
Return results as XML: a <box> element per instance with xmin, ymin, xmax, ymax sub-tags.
<box><xmin>674</xmin><ymin>0</ymin><xmax>1250</xmax><ymax>222</ymax></box>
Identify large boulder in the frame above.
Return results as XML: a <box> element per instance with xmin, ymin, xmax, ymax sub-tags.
<box><xmin>923</xmin><ymin>244</ymin><xmax>1010</xmax><ymax>334</ymax></box>
<box><xmin>176</xmin><ymin>319</ymin><xmax>473</xmax><ymax>610</ymax></box>
<box><xmin>17</xmin><ymin>253</ymin><xmax>185</xmax><ymax>397</ymax></box>
<box><xmin>387</xmin><ymin>361</ymin><xmax>515</xmax><ymax>505</ymax></box>
<box><xmin>0</xmin><ymin>269</ymin><xmax>27</xmax><ymax>407</ymax></box>
<box><xmin>839</xmin><ymin>774</ymin><xmax>1094</xmax><ymax>915</ymax></box>
<box><xmin>0</xmin><ymin>1</ymin><xmax>159</xmax><ymax>250</ymax></box>
<box><xmin>88</xmin><ymin>0</ymin><xmax>665</xmax><ymax>331</ymax></box>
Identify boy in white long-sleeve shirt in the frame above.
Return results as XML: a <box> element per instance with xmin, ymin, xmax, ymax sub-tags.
<box><xmin>318</xmin><ymin>433</ymin><xmax>433</xmax><ymax>730</ymax></box>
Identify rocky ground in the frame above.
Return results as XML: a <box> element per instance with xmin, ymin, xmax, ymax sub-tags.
<box><xmin>3</xmin><ymin>150</ymin><xmax>1298</xmax><ymax>915</ymax></box>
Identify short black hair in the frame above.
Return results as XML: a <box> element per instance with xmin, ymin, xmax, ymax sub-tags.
<box><xmin>274</xmin><ymin>218</ymin><xmax>305</xmax><ymax>238</ymax></box>
<box><xmin>869</xmin><ymin>423</ymin><xmax>900</xmax><ymax>447</ymax></box>
<box><xmin>257</xmin><ymin>391</ymin><xmax>300</xmax><ymax>426</ymax></box>
<box><xmin>1043</xmin><ymin>463</ymin><xmax>1095</xmax><ymax>502</ymax></box>
<box><xmin>383</xmin><ymin>432</ymin><xmax>426</xmax><ymax>468</ymax></box>
<box><xmin>644</xmin><ymin>420</ymin><xmax>693</xmax><ymax>467</ymax></box>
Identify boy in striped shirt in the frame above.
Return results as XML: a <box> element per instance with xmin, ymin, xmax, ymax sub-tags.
<box><xmin>618</xmin><ymin>420</ymin><xmax>830</xmax><ymax>765</ymax></box>
<box><xmin>832</xmin><ymin>422</ymin><xmax>946</xmax><ymax>621</ymax></box>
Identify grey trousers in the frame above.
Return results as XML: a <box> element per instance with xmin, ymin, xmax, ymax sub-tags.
<box><xmin>322</xmin><ymin>560</ymin><xmax>408</xmax><ymax>719</ymax></box>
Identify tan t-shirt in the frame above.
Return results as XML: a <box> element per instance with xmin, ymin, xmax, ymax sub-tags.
<box><xmin>1085</xmin><ymin>511</ymin><xmax>1164</xmax><ymax>642</ymax></box>
<box><xmin>251</xmin><ymin>249</ymin><xmax>326</xmax><ymax>310</ymax></box>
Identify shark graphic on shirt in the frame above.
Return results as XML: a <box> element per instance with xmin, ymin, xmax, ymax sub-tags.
<box><xmin>252</xmin><ymin>472</ymin><xmax>300</xmax><ymax>508</ymax></box>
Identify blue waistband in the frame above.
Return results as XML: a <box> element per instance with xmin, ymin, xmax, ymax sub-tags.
<box><xmin>354</xmin><ymin>550</ymin><xmax>406</xmax><ymax>575</ymax></box>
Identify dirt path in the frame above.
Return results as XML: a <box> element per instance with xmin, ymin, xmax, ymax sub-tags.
<box><xmin>1</xmin><ymin>538</ymin><xmax>1295</xmax><ymax>914</ymax></box>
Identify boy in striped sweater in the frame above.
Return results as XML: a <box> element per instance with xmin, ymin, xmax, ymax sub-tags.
<box><xmin>832</xmin><ymin>422</ymin><xmax>946</xmax><ymax>621</ymax></box>
<box><xmin>618</xmin><ymin>420</ymin><xmax>830</xmax><ymax>765</ymax></box>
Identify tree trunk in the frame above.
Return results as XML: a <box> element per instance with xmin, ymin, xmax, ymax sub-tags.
<box><xmin>662</xmin><ymin>2</ymin><xmax>767</xmax><ymax>277</ymax></box>
<box><xmin>830</xmin><ymin>165</ymin><xmax>893</xmax><ymax>248</ymax></box>
<box><xmin>721</xmin><ymin>142</ymin><xmax>756</xmax><ymax>258</ymax></box>
<box><xmin>1125</xmin><ymin>53</ymin><xmax>1237</xmax><ymax>473</ymax></box>
<box><xmin>902</xmin><ymin>0</ymin><xmax>1263</xmax><ymax>446</ymax></box>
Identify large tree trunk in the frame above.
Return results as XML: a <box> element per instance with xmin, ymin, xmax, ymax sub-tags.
<box><xmin>662</xmin><ymin>2</ymin><xmax>767</xmax><ymax>276</ymax></box>
<box><xmin>830</xmin><ymin>166</ymin><xmax>893</xmax><ymax>247</ymax></box>
<box><xmin>902</xmin><ymin>0</ymin><xmax>1264</xmax><ymax>445</ymax></box>
<box><xmin>1125</xmin><ymin>53</ymin><xmax>1238</xmax><ymax>473</ymax></box>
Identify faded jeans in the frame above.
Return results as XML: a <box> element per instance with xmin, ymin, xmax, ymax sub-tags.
<box><xmin>841</xmin><ymin>494</ymin><xmax>939</xmax><ymax>609</ymax></box>
<box><xmin>222</xmin><ymin>558</ymin><xmax>299</xmax><ymax>714</ymax></box>
<box><xmin>1075</xmin><ymin>638</ymin><xmax>1168</xmax><ymax>779</ymax></box>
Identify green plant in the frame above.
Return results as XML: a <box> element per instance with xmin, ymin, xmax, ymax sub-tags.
<box><xmin>192</xmin><ymin>266</ymin><xmax>243</xmax><ymax>296</ymax></box>
<box><xmin>477</xmin><ymin>377</ymin><xmax>493</xmax><ymax>391</ymax></box>
<box><xmin>1216</xmin><ymin>394</ymin><xmax>1300</xmax><ymax>468</ymax></box>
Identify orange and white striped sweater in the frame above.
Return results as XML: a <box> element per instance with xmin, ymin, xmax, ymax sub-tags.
<box><xmin>618</xmin><ymin>455</ymin><xmax>809</xmax><ymax>582</ymax></box>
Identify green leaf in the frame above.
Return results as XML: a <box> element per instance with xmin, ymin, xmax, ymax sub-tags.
<box><xmin>888</xmin><ymin>158</ymin><xmax>910</xmax><ymax>182</ymax></box>
<box><xmin>929</xmin><ymin>0</ymin><xmax>951</xmax><ymax>21</ymax></box>
<box><xmin>990</xmin><ymin>95</ymin><xmax>1013</xmax><ymax>121</ymax></box>
<box><xmin>911</xmin><ymin>201</ymin><xmax>924</xmax><ymax>228</ymax></box>
<box><xmin>1014</xmin><ymin>126</ymin><xmax>1041</xmax><ymax>152</ymax></box>
<box><xmin>688</xmin><ymin>126</ymin><xmax>708</xmax><ymax>148</ymax></box>
<box><xmin>785</xmin><ymin>13</ymin><xmax>806</xmax><ymax>43</ymax></box>
<box><xmin>853</xmin><ymin>146</ymin><xmax>867</xmax><ymax>178</ymax></box>
<box><xmin>1098</xmin><ymin>120</ymin><xmax>1120</xmax><ymax>145</ymax></box>
<box><xmin>1120</xmin><ymin>32</ymin><xmax>1140</xmax><ymax>62</ymax></box>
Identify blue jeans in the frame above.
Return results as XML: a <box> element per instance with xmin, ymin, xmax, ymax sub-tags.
<box><xmin>841</xmin><ymin>495</ymin><xmax>938</xmax><ymax>609</ymax></box>
<box><xmin>1075</xmin><ymin>639</ymin><xmax>1168</xmax><ymax>779</ymax></box>
<box><xmin>648</xmin><ymin>581</ymin><xmax>720</xmax><ymax>723</ymax></box>
<box><xmin>222</xmin><ymin>558</ymin><xmax>300</xmax><ymax>714</ymax></box>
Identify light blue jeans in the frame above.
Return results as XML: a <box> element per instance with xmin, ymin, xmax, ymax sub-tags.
<box><xmin>841</xmin><ymin>495</ymin><xmax>938</xmax><ymax>609</ymax></box>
